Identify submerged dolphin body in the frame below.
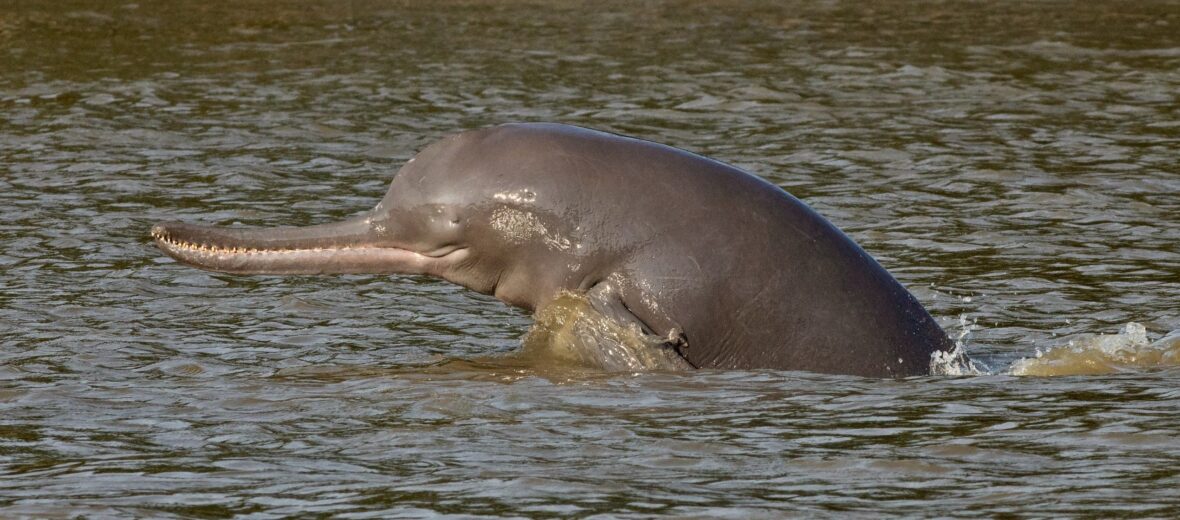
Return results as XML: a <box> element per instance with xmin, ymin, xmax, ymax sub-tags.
<box><xmin>152</xmin><ymin>123</ymin><xmax>954</xmax><ymax>376</ymax></box>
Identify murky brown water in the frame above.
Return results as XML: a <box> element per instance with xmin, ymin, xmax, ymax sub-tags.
<box><xmin>2</xmin><ymin>0</ymin><xmax>1179</xmax><ymax>517</ymax></box>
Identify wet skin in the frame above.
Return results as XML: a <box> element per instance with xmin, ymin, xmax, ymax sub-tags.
<box><xmin>152</xmin><ymin>123</ymin><xmax>954</xmax><ymax>376</ymax></box>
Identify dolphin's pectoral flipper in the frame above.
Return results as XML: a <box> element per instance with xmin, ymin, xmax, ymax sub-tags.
<box><xmin>652</xmin><ymin>326</ymin><xmax>694</xmax><ymax>369</ymax></box>
<box><xmin>585</xmin><ymin>284</ymin><xmax>695</xmax><ymax>370</ymax></box>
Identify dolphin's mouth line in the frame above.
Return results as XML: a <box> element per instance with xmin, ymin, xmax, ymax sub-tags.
<box><xmin>150</xmin><ymin>226</ymin><xmax>464</xmax><ymax>259</ymax></box>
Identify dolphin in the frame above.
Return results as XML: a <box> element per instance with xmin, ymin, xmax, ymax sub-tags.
<box><xmin>152</xmin><ymin>123</ymin><xmax>954</xmax><ymax>376</ymax></box>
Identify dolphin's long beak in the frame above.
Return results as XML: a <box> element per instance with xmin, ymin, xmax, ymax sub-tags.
<box><xmin>150</xmin><ymin>216</ymin><xmax>447</xmax><ymax>275</ymax></box>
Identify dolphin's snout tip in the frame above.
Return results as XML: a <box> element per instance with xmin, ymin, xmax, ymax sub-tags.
<box><xmin>150</xmin><ymin>221</ymin><xmax>191</xmax><ymax>239</ymax></box>
<box><xmin>150</xmin><ymin>222</ymin><xmax>180</xmax><ymax>243</ymax></box>
<box><xmin>150</xmin><ymin>222</ymin><xmax>191</xmax><ymax>248</ymax></box>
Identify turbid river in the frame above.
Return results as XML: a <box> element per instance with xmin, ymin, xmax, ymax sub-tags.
<box><xmin>2</xmin><ymin>1</ymin><xmax>1178</xmax><ymax>517</ymax></box>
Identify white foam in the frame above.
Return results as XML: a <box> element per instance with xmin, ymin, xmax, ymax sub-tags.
<box><xmin>930</xmin><ymin>315</ymin><xmax>991</xmax><ymax>376</ymax></box>
<box><xmin>1010</xmin><ymin>323</ymin><xmax>1180</xmax><ymax>376</ymax></box>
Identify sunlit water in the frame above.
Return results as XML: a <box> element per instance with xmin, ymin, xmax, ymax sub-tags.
<box><xmin>2</xmin><ymin>1</ymin><xmax>1179</xmax><ymax>517</ymax></box>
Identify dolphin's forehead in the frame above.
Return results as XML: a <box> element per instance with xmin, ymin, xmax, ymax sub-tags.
<box><xmin>387</xmin><ymin>162</ymin><xmax>553</xmax><ymax>219</ymax></box>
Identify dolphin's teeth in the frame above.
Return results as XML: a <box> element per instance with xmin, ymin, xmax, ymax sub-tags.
<box><xmin>159</xmin><ymin>237</ymin><xmax>365</xmax><ymax>256</ymax></box>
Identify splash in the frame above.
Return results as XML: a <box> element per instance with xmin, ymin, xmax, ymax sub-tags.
<box><xmin>1010</xmin><ymin>323</ymin><xmax>1180</xmax><ymax>376</ymax></box>
<box><xmin>512</xmin><ymin>291</ymin><xmax>693</xmax><ymax>372</ymax></box>
<box><xmin>930</xmin><ymin>315</ymin><xmax>991</xmax><ymax>376</ymax></box>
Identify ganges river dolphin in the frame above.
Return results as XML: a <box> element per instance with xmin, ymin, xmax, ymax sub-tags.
<box><xmin>151</xmin><ymin>123</ymin><xmax>955</xmax><ymax>377</ymax></box>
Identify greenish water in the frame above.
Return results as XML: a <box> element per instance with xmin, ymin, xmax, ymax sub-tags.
<box><xmin>2</xmin><ymin>1</ymin><xmax>1179</xmax><ymax>517</ymax></box>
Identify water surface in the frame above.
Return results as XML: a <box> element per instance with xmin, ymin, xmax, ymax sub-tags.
<box><xmin>2</xmin><ymin>1</ymin><xmax>1179</xmax><ymax>517</ymax></box>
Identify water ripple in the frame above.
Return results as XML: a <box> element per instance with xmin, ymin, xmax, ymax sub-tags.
<box><xmin>2</xmin><ymin>0</ymin><xmax>1178</xmax><ymax>517</ymax></box>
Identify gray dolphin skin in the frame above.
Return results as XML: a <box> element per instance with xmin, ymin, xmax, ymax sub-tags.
<box><xmin>152</xmin><ymin>123</ymin><xmax>954</xmax><ymax>377</ymax></box>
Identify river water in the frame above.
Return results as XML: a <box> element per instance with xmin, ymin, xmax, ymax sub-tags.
<box><xmin>2</xmin><ymin>1</ymin><xmax>1179</xmax><ymax>517</ymax></box>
